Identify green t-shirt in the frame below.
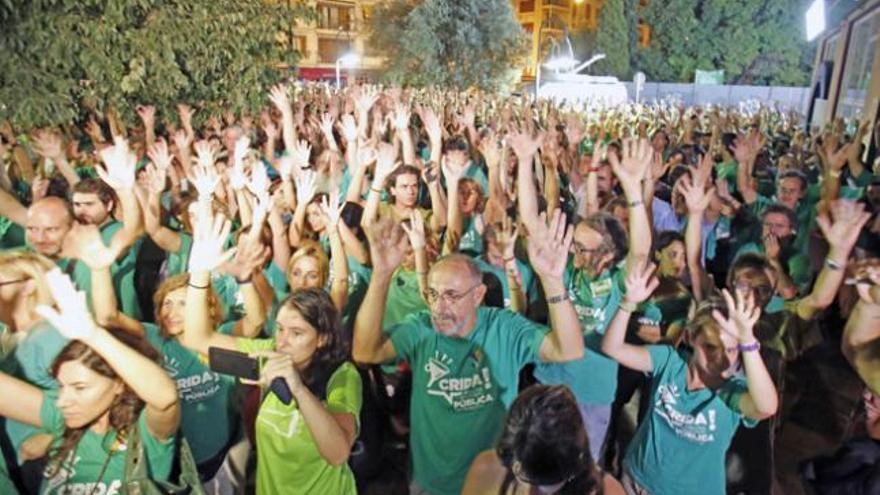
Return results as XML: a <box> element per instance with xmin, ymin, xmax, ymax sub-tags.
<box><xmin>456</xmin><ymin>217</ymin><xmax>483</xmax><ymax>256</ymax></box>
<box><xmin>382</xmin><ymin>269</ymin><xmax>429</xmax><ymax>330</ymax></box>
<box><xmin>388</xmin><ymin>308</ymin><xmax>547</xmax><ymax>495</ymax></box>
<box><xmin>39</xmin><ymin>392</ymin><xmax>175</xmax><ymax>494</ymax></box>
<box><xmin>0</xmin><ymin>453</ymin><xmax>14</xmax><ymax>495</ymax></box>
<box><xmin>624</xmin><ymin>345</ymin><xmax>756</xmax><ymax>495</ymax></box>
<box><xmin>342</xmin><ymin>257</ymin><xmax>372</xmax><ymax>328</ymax></box>
<box><xmin>236</xmin><ymin>338</ymin><xmax>361</xmax><ymax>495</ymax></box>
<box><xmin>142</xmin><ymin>323</ymin><xmax>236</xmax><ymax>465</ymax></box>
<box><xmin>163</xmin><ymin>231</ymin><xmax>194</xmax><ymax>278</ymax></box>
<box><xmin>2</xmin><ymin>321</ymin><xmax>68</xmax><ymax>458</ymax></box>
<box><xmin>0</xmin><ymin>217</ymin><xmax>25</xmax><ymax>249</ymax></box>
<box><xmin>747</xmin><ymin>195</ymin><xmax>816</xmax><ymax>256</ymax></box>
<box><xmin>535</xmin><ymin>262</ymin><xmax>626</xmax><ymax>405</ymax></box>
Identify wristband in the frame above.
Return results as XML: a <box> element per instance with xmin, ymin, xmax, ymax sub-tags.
<box><xmin>546</xmin><ymin>293</ymin><xmax>569</xmax><ymax>305</ymax></box>
<box><xmin>619</xmin><ymin>300</ymin><xmax>637</xmax><ymax>313</ymax></box>
<box><xmin>188</xmin><ymin>281</ymin><xmax>209</xmax><ymax>290</ymax></box>
<box><xmin>370</xmin><ymin>186</ymin><xmax>383</xmax><ymax>193</ymax></box>
<box><xmin>824</xmin><ymin>257</ymin><xmax>844</xmax><ymax>271</ymax></box>
<box><xmin>738</xmin><ymin>341</ymin><xmax>761</xmax><ymax>353</ymax></box>
<box><xmin>503</xmin><ymin>256</ymin><xmax>516</xmax><ymax>263</ymax></box>
<box><xmin>627</xmin><ymin>199</ymin><xmax>644</xmax><ymax>208</ymax></box>
<box><xmin>828</xmin><ymin>170</ymin><xmax>841</xmax><ymax>178</ymax></box>
<box><xmin>235</xmin><ymin>275</ymin><xmax>253</xmax><ymax>284</ymax></box>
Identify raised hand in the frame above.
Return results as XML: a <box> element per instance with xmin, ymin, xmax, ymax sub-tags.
<box><xmin>32</xmin><ymin>129</ymin><xmax>65</xmax><ymax>161</ymax></box>
<box><xmin>496</xmin><ymin>216</ymin><xmax>518</xmax><ymax>260</ymax></box>
<box><xmin>188</xmin><ymin>207</ymin><xmax>236</xmax><ymax>273</ymax></box>
<box><xmin>147</xmin><ymin>139</ymin><xmax>173</xmax><ymax>172</ymax></box>
<box><xmin>63</xmin><ymin>223</ymin><xmax>118</xmax><ymax>269</ymax></box>
<box><xmin>527</xmin><ymin>209</ymin><xmax>574</xmax><ymax>280</ymax></box>
<box><xmin>295</xmin><ymin>169</ymin><xmax>317</xmax><ymax>205</ymax></box>
<box><xmin>233</xmin><ymin>136</ymin><xmax>251</xmax><ymax>169</ymax></box>
<box><xmin>247</xmin><ymin>159</ymin><xmax>271</xmax><ymax>203</ymax></box>
<box><xmin>679</xmin><ymin>174</ymin><xmax>714</xmax><ymax>214</ymax></box>
<box><xmin>143</xmin><ymin>163</ymin><xmax>167</xmax><ymax>195</ymax></box>
<box><xmin>319</xmin><ymin>188</ymin><xmax>342</xmax><ymax>229</ymax></box>
<box><xmin>269</xmin><ymin>84</ymin><xmax>291</xmax><ymax>114</ymax></box>
<box><xmin>291</xmin><ymin>139</ymin><xmax>312</xmax><ymax>171</ymax></box>
<box><xmin>817</xmin><ymin>199</ymin><xmax>872</xmax><ymax>252</ymax></box>
<box><xmin>392</xmin><ymin>103</ymin><xmax>411</xmax><ymax>132</ymax></box>
<box><xmin>508</xmin><ymin>130</ymin><xmax>544</xmax><ymax>162</ymax></box>
<box><xmin>177</xmin><ymin>103</ymin><xmax>195</xmax><ymax>126</ymax></box>
<box><xmin>421</xmin><ymin>106</ymin><xmax>443</xmax><ymax>146</ymax></box>
<box><xmin>35</xmin><ymin>269</ymin><xmax>99</xmax><ymax>341</ymax></box>
<box><xmin>622</xmin><ymin>261</ymin><xmax>660</xmax><ymax>304</ymax></box>
<box><xmin>355</xmin><ymin>86</ymin><xmax>379</xmax><ymax>115</ymax></box>
<box><xmin>478</xmin><ymin>131</ymin><xmax>502</xmax><ymax>168</ymax></box>
<box><xmin>713</xmin><ymin>288</ymin><xmax>761</xmax><ymax>344</ymax></box>
<box><xmin>97</xmin><ymin>137</ymin><xmax>137</xmax><ymax>190</ymax></box>
<box><xmin>365</xmin><ymin>215</ymin><xmax>409</xmax><ymax>274</ymax></box>
<box><xmin>340</xmin><ymin>114</ymin><xmax>358</xmax><ymax>142</ymax></box>
<box><xmin>319</xmin><ymin>112</ymin><xmax>336</xmax><ymax>138</ymax></box>
<box><xmin>441</xmin><ymin>153</ymin><xmax>469</xmax><ymax>186</ymax></box>
<box><xmin>608</xmin><ymin>138</ymin><xmax>652</xmax><ymax>191</ymax></box>
<box><xmin>193</xmin><ymin>140</ymin><xmax>218</xmax><ymax>170</ymax></box>
<box><xmin>374</xmin><ymin>142</ymin><xmax>399</xmax><ymax>185</ymax></box>
<box><xmin>400</xmin><ymin>210</ymin><xmax>426</xmax><ymax>250</ymax></box>
<box><xmin>171</xmin><ymin>129</ymin><xmax>193</xmax><ymax>153</ymax></box>
<box><xmin>136</xmin><ymin>105</ymin><xmax>156</xmax><ymax>124</ymax></box>
<box><xmin>189</xmin><ymin>162</ymin><xmax>220</xmax><ymax>200</ymax></box>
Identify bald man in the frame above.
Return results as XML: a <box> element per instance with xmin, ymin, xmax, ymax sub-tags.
<box><xmin>354</xmin><ymin>216</ymin><xmax>583</xmax><ymax>495</ymax></box>
<box><xmin>24</xmin><ymin>197</ymin><xmax>73</xmax><ymax>259</ymax></box>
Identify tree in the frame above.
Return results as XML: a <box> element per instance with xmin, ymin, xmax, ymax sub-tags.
<box><xmin>635</xmin><ymin>0</ymin><xmax>814</xmax><ymax>85</ymax></box>
<box><xmin>0</xmin><ymin>0</ymin><xmax>312</xmax><ymax>128</ymax></box>
<box><xmin>367</xmin><ymin>0</ymin><xmax>528</xmax><ymax>91</ymax></box>
<box><xmin>594</xmin><ymin>0</ymin><xmax>632</xmax><ymax>79</ymax></box>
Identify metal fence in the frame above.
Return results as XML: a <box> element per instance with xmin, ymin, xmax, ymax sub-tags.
<box><xmin>622</xmin><ymin>82</ymin><xmax>810</xmax><ymax>113</ymax></box>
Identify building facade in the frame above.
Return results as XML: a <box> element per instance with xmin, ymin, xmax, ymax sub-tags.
<box><xmin>278</xmin><ymin>0</ymin><xmax>384</xmax><ymax>83</ymax></box>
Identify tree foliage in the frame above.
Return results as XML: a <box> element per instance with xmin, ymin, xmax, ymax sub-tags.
<box><xmin>367</xmin><ymin>0</ymin><xmax>528</xmax><ymax>91</ymax></box>
<box><xmin>635</xmin><ymin>0</ymin><xmax>814</xmax><ymax>85</ymax></box>
<box><xmin>594</xmin><ymin>0</ymin><xmax>632</xmax><ymax>79</ymax></box>
<box><xmin>0</xmin><ymin>0</ymin><xmax>312</xmax><ymax>128</ymax></box>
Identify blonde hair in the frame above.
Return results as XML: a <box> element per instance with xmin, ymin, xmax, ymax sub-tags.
<box><xmin>287</xmin><ymin>241</ymin><xmax>330</xmax><ymax>289</ymax></box>
<box><xmin>152</xmin><ymin>273</ymin><xmax>223</xmax><ymax>338</ymax></box>
<box><xmin>0</xmin><ymin>250</ymin><xmax>55</xmax><ymax>310</ymax></box>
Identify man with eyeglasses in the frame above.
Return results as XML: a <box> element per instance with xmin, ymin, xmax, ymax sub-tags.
<box><xmin>510</xmin><ymin>134</ymin><xmax>654</xmax><ymax>465</ymax></box>
<box><xmin>353</xmin><ymin>211</ymin><xmax>584</xmax><ymax>495</ymax></box>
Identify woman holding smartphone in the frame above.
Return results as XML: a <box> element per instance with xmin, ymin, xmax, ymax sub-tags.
<box><xmin>178</xmin><ymin>206</ymin><xmax>362</xmax><ymax>495</ymax></box>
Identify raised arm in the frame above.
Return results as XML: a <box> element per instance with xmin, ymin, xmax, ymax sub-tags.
<box><xmin>796</xmin><ymin>200</ymin><xmax>871</xmax><ymax>320</ymax></box>
<box><xmin>321</xmin><ymin>191</ymin><xmax>350</xmax><ymax>312</ymax></box>
<box><xmin>352</xmin><ymin>218</ymin><xmax>407</xmax><ymax>364</ymax></box>
<box><xmin>715</xmin><ymin>289</ymin><xmax>778</xmax><ymax>420</ymax></box>
<box><xmin>37</xmin><ymin>269</ymin><xmax>180</xmax><ymax>440</ymax></box>
<box><xmin>601</xmin><ymin>262</ymin><xmax>659</xmax><ymax>372</ymax></box>
<box><xmin>609</xmin><ymin>138</ymin><xmax>653</xmax><ymax>274</ymax></box>
<box><xmin>96</xmin><ymin>138</ymin><xmax>143</xmax><ymax>257</ymax></box>
<box><xmin>843</xmin><ymin>273</ymin><xmax>880</xmax><ymax>394</ymax></box>
<box><xmin>528</xmin><ymin>209</ymin><xmax>584</xmax><ymax>363</ymax></box>
<box><xmin>680</xmin><ymin>174</ymin><xmax>714</xmax><ymax>301</ymax></box>
<box><xmin>269</xmin><ymin>84</ymin><xmax>297</xmax><ymax>153</ymax></box>
<box><xmin>179</xmin><ymin>205</ymin><xmax>239</xmax><ymax>356</ymax></box>
<box><xmin>510</xmin><ymin>130</ymin><xmax>544</xmax><ymax>235</ymax></box>
<box><xmin>442</xmin><ymin>155</ymin><xmax>469</xmax><ymax>254</ymax></box>
<box><xmin>361</xmin><ymin>142</ymin><xmax>397</xmax><ymax>229</ymax></box>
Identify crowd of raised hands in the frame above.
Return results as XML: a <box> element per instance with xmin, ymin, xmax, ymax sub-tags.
<box><xmin>1</xmin><ymin>80</ymin><xmax>880</xmax><ymax>494</ymax></box>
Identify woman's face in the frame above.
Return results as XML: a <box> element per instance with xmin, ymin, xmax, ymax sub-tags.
<box><xmin>691</xmin><ymin>332</ymin><xmax>739</xmax><ymax>378</ymax></box>
<box><xmin>306</xmin><ymin>203</ymin><xmax>326</xmax><ymax>233</ymax></box>
<box><xmin>275</xmin><ymin>306</ymin><xmax>324</xmax><ymax>369</ymax></box>
<box><xmin>55</xmin><ymin>360</ymin><xmax>123</xmax><ymax>429</ymax></box>
<box><xmin>288</xmin><ymin>256</ymin><xmax>323</xmax><ymax>290</ymax></box>
<box><xmin>657</xmin><ymin>240</ymin><xmax>686</xmax><ymax>279</ymax></box>
<box><xmin>458</xmin><ymin>184</ymin><xmax>480</xmax><ymax>215</ymax></box>
<box><xmin>160</xmin><ymin>288</ymin><xmax>187</xmax><ymax>336</ymax></box>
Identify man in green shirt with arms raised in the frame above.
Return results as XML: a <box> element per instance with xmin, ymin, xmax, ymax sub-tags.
<box><xmin>353</xmin><ymin>211</ymin><xmax>584</xmax><ymax>495</ymax></box>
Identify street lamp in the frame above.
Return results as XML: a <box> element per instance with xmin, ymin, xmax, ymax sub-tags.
<box><xmin>335</xmin><ymin>52</ymin><xmax>360</xmax><ymax>89</ymax></box>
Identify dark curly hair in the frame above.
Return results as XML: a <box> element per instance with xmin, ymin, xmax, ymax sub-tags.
<box><xmin>277</xmin><ymin>288</ymin><xmax>350</xmax><ymax>399</ymax></box>
<box><xmin>45</xmin><ymin>328</ymin><xmax>159</xmax><ymax>478</ymax></box>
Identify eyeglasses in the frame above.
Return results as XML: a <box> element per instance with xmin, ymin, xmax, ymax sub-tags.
<box><xmin>761</xmin><ymin>221</ymin><xmax>790</xmax><ymax>231</ymax></box>
<box><xmin>573</xmin><ymin>242</ymin><xmax>603</xmax><ymax>257</ymax></box>
<box><xmin>425</xmin><ymin>283</ymin><xmax>481</xmax><ymax>306</ymax></box>
<box><xmin>0</xmin><ymin>278</ymin><xmax>26</xmax><ymax>287</ymax></box>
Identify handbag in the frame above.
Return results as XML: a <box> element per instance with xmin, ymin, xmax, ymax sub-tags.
<box><xmin>123</xmin><ymin>422</ymin><xmax>206</xmax><ymax>495</ymax></box>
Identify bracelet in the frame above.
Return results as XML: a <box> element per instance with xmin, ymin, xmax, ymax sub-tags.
<box><xmin>546</xmin><ymin>293</ymin><xmax>569</xmax><ymax>305</ymax></box>
<box><xmin>627</xmin><ymin>199</ymin><xmax>644</xmax><ymax>208</ymax></box>
<box><xmin>503</xmin><ymin>256</ymin><xmax>516</xmax><ymax>263</ymax></box>
<box><xmin>738</xmin><ymin>341</ymin><xmax>761</xmax><ymax>353</ymax></box>
<box><xmin>235</xmin><ymin>276</ymin><xmax>253</xmax><ymax>284</ymax></box>
<box><xmin>828</xmin><ymin>170</ymin><xmax>841</xmax><ymax>178</ymax></box>
<box><xmin>370</xmin><ymin>186</ymin><xmax>383</xmax><ymax>193</ymax></box>
<box><xmin>188</xmin><ymin>281</ymin><xmax>209</xmax><ymax>290</ymax></box>
<box><xmin>619</xmin><ymin>300</ymin><xmax>637</xmax><ymax>313</ymax></box>
<box><xmin>824</xmin><ymin>257</ymin><xmax>844</xmax><ymax>271</ymax></box>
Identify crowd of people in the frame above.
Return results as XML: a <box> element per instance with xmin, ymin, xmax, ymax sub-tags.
<box><xmin>0</xmin><ymin>82</ymin><xmax>878</xmax><ymax>495</ymax></box>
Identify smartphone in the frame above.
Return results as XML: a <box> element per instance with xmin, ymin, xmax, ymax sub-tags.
<box><xmin>207</xmin><ymin>347</ymin><xmax>293</xmax><ymax>405</ymax></box>
<box><xmin>209</xmin><ymin>347</ymin><xmax>259</xmax><ymax>380</ymax></box>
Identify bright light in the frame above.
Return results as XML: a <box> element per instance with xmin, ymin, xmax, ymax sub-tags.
<box><xmin>806</xmin><ymin>0</ymin><xmax>826</xmax><ymax>41</ymax></box>
<box><xmin>337</xmin><ymin>52</ymin><xmax>360</xmax><ymax>67</ymax></box>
